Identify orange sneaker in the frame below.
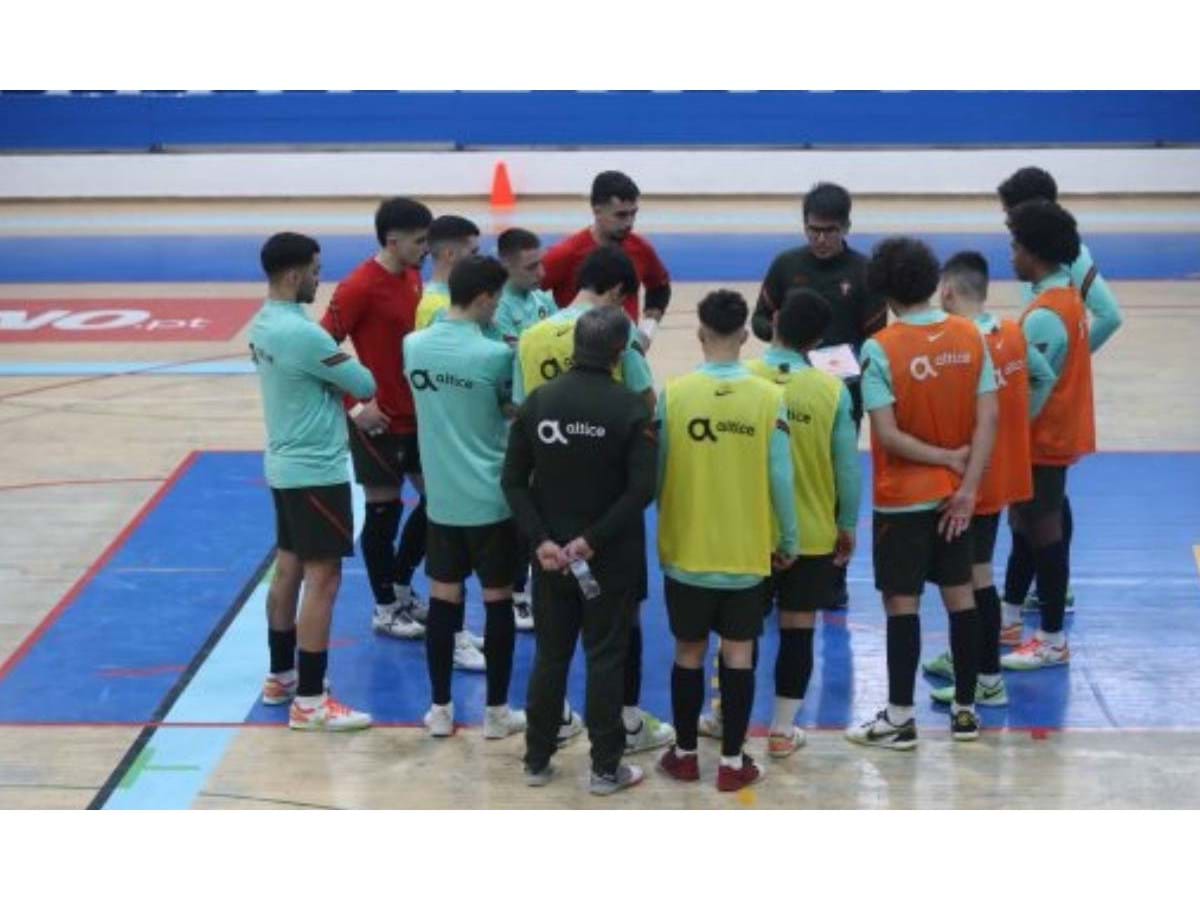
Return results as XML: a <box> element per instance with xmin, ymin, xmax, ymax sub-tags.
<box><xmin>288</xmin><ymin>694</ymin><xmax>372</xmax><ymax>731</ymax></box>
<box><xmin>767</xmin><ymin>726</ymin><xmax>806</xmax><ymax>758</ymax></box>
<box><xmin>262</xmin><ymin>672</ymin><xmax>297</xmax><ymax>706</ymax></box>
<box><xmin>999</xmin><ymin>622</ymin><xmax>1024</xmax><ymax>647</ymax></box>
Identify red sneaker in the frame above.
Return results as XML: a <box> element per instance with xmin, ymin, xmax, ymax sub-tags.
<box><xmin>657</xmin><ymin>746</ymin><xmax>700</xmax><ymax>782</ymax></box>
<box><xmin>717</xmin><ymin>754</ymin><xmax>764</xmax><ymax>792</ymax></box>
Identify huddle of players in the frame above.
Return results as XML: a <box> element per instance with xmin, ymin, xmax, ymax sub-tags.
<box><xmin>250</xmin><ymin>167</ymin><xmax>1118</xmax><ymax>790</ymax></box>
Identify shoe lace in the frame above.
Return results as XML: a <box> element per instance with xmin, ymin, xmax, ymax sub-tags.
<box><xmin>1015</xmin><ymin>637</ymin><xmax>1044</xmax><ymax>654</ymax></box>
<box><xmin>324</xmin><ymin>696</ymin><xmax>353</xmax><ymax>717</ymax></box>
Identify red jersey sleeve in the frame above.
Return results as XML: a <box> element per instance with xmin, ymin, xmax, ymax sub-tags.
<box><xmin>638</xmin><ymin>238</ymin><xmax>670</xmax><ymax>290</ymax></box>
<box><xmin>320</xmin><ymin>276</ymin><xmax>369</xmax><ymax>344</ymax></box>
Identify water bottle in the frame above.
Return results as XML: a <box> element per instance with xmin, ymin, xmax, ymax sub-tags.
<box><xmin>569</xmin><ymin>558</ymin><xmax>602</xmax><ymax>600</ymax></box>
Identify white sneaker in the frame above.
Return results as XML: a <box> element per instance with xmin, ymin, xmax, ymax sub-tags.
<box><xmin>844</xmin><ymin>709</ymin><xmax>918</xmax><ymax>751</ymax></box>
<box><xmin>624</xmin><ymin>710</ymin><xmax>676</xmax><ymax>754</ymax></box>
<box><xmin>768</xmin><ymin>726</ymin><xmax>807</xmax><ymax>758</ymax></box>
<box><xmin>424</xmin><ymin>702</ymin><xmax>454</xmax><ymax>737</ymax></box>
<box><xmin>454</xmin><ymin>632</ymin><xmax>486</xmax><ymax>671</ymax></box>
<box><xmin>698</xmin><ymin>709</ymin><xmax>723</xmax><ymax>740</ymax></box>
<box><xmin>393</xmin><ymin>584</ymin><xmax>428</xmax><ymax>624</ymax></box>
<box><xmin>289</xmin><ymin>694</ymin><xmax>372</xmax><ymax>732</ymax></box>
<box><xmin>463</xmin><ymin>629</ymin><xmax>484</xmax><ymax>651</ymax></box>
<box><xmin>1001</xmin><ymin>636</ymin><xmax>1070</xmax><ymax>670</ymax></box>
<box><xmin>558</xmin><ymin>706</ymin><xmax>584</xmax><ymax>744</ymax></box>
<box><xmin>483</xmin><ymin>705</ymin><xmax>527</xmax><ymax>740</ymax></box>
<box><xmin>513</xmin><ymin>593</ymin><xmax>535</xmax><ymax>631</ymax></box>
<box><xmin>372</xmin><ymin>602</ymin><xmax>425</xmax><ymax>639</ymax></box>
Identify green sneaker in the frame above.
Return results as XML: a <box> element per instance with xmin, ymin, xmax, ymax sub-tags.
<box><xmin>930</xmin><ymin>678</ymin><xmax>1009</xmax><ymax>707</ymax></box>
<box><xmin>1023</xmin><ymin>588</ymin><xmax>1075</xmax><ymax>613</ymax></box>
<box><xmin>922</xmin><ymin>651</ymin><xmax>955</xmax><ymax>680</ymax></box>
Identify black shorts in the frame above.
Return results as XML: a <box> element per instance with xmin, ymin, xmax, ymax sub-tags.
<box><xmin>664</xmin><ymin>577</ymin><xmax>765</xmax><ymax>642</ymax></box>
<box><xmin>348</xmin><ymin>421</ymin><xmax>421</xmax><ymax>486</ymax></box>
<box><xmin>272</xmin><ymin>483</ymin><xmax>354</xmax><ymax>561</ymax></box>
<box><xmin>970</xmin><ymin>512</ymin><xmax>1001</xmax><ymax>565</ymax></box>
<box><xmin>872</xmin><ymin>509</ymin><xmax>972</xmax><ymax>597</ymax></box>
<box><xmin>426</xmin><ymin>519</ymin><xmax>518</xmax><ymax>589</ymax></box>
<box><xmin>1011</xmin><ymin>465</ymin><xmax>1067</xmax><ymax>521</ymax></box>
<box><xmin>768</xmin><ymin>554</ymin><xmax>841</xmax><ymax>612</ymax></box>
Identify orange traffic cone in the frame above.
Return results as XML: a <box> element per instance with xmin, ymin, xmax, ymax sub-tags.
<box><xmin>490</xmin><ymin>161</ymin><xmax>516</xmax><ymax>210</ymax></box>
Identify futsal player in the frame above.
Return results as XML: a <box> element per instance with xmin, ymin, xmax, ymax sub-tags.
<box><xmin>745</xmin><ymin>287</ymin><xmax>861</xmax><ymax>756</ymax></box>
<box><xmin>403</xmin><ymin>256</ymin><xmax>525</xmax><ymax>739</ymax></box>
<box><xmin>541</xmin><ymin>170</ymin><xmax>671</xmax><ymax>349</ymax></box>
<box><xmin>996</xmin><ymin>167</ymin><xmax>1123</xmax><ymax>619</ymax></box>
<box><xmin>252</xmin><ymin>232</ymin><xmax>375</xmax><ymax>731</ymax></box>
<box><xmin>921</xmin><ymin>251</ymin><xmax>1054</xmax><ymax>705</ymax></box>
<box><xmin>1000</xmin><ymin>200</ymin><xmax>1096</xmax><ymax>671</ymax></box>
<box><xmin>655</xmin><ymin>289</ymin><xmax>798</xmax><ymax>791</ymax></box>
<box><xmin>320</xmin><ymin>198</ymin><xmax>432</xmax><ymax>641</ymax></box>
<box><xmin>516</xmin><ymin>245</ymin><xmax>673</xmax><ymax>754</ymax></box>
<box><xmin>844</xmin><ymin>238</ymin><xmax>997</xmax><ymax>749</ymax></box>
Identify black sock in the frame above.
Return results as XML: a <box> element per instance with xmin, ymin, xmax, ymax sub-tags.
<box><xmin>1004</xmin><ymin>528</ymin><xmax>1036</xmax><ymax>606</ymax></box>
<box><xmin>393</xmin><ymin>496</ymin><xmax>427</xmax><ymax>587</ymax></box>
<box><xmin>268</xmin><ymin>627</ymin><xmax>296</xmax><ymax>675</ymax></box>
<box><xmin>425</xmin><ymin>599</ymin><xmax>457</xmax><ymax>706</ymax></box>
<box><xmin>1034</xmin><ymin>541</ymin><xmax>1069</xmax><ymax>634</ymax></box>
<box><xmin>671</xmin><ymin>665</ymin><xmax>704</xmax><ymax>752</ymax></box>
<box><xmin>1062</xmin><ymin>495</ymin><xmax>1074</xmax><ymax>574</ymax></box>
<box><xmin>454</xmin><ymin>600</ymin><xmax>466</xmax><ymax>634</ymax></box>
<box><xmin>886</xmin><ymin>614</ymin><xmax>920</xmax><ymax>707</ymax></box>
<box><xmin>362</xmin><ymin>501</ymin><xmax>401</xmax><ymax>606</ymax></box>
<box><xmin>975</xmin><ymin>587</ymin><xmax>1001</xmax><ymax>675</ymax></box>
<box><xmin>949</xmin><ymin>608</ymin><xmax>980</xmax><ymax>706</ymax></box>
<box><xmin>484</xmin><ymin>599</ymin><xmax>516</xmax><ymax>707</ymax></box>
<box><xmin>297</xmin><ymin>649</ymin><xmax>327</xmax><ymax>698</ymax></box>
<box><xmin>720</xmin><ymin>667</ymin><xmax>754</xmax><ymax>759</ymax></box>
<box><xmin>513</xmin><ymin>531</ymin><xmax>530</xmax><ymax>594</ymax></box>
<box><xmin>623</xmin><ymin>624</ymin><xmax>643</xmax><ymax>708</ymax></box>
<box><xmin>774</xmin><ymin>627</ymin><xmax>814</xmax><ymax>699</ymax></box>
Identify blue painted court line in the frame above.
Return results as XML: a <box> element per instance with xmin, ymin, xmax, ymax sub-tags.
<box><xmin>0</xmin><ymin>232</ymin><xmax>1197</xmax><ymax>283</ymax></box>
<box><xmin>0</xmin><ymin>362</ymin><xmax>255</xmax><ymax>377</ymax></box>
<box><xmin>3</xmin><ymin>451</ymin><xmax>1198</xmax><ymax>738</ymax></box>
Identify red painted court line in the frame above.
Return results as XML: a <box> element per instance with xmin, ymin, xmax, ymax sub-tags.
<box><xmin>0</xmin><ymin>450</ymin><xmax>201</xmax><ymax>684</ymax></box>
<box><xmin>0</xmin><ymin>476</ymin><xmax>164</xmax><ymax>493</ymax></box>
<box><xmin>0</xmin><ymin>352</ymin><xmax>245</xmax><ymax>402</ymax></box>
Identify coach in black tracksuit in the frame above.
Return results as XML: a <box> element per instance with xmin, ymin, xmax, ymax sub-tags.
<box><xmin>502</xmin><ymin>307</ymin><xmax>656</xmax><ymax>788</ymax></box>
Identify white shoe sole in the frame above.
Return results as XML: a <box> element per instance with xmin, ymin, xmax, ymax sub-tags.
<box><xmin>844</xmin><ymin>732</ymin><xmax>917</xmax><ymax>751</ymax></box>
<box><xmin>1002</xmin><ymin>656</ymin><xmax>1069</xmax><ymax>671</ymax></box>
<box><xmin>453</xmin><ymin>651</ymin><xmax>486</xmax><ymax>672</ymax></box>
<box><xmin>625</xmin><ymin>728</ymin><xmax>675</xmax><ymax>755</ymax></box>
<box><xmin>373</xmin><ymin>622</ymin><xmax>425</xmax><ymax>640</ymax></box>
<box><xmin>290</xmin><ymin>716</ymin><xmax>372</xmax><ymax>732</ymax></box>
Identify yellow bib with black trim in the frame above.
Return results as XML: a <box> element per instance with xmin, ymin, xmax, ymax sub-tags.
<box><xmin>517</xmin><ymin>312</ymin><xmax>625</xmax><ymax>394</ymax></box>
<box><xmin>746</xmin><ymin>357</ymin><xmax>842</xmax><ymax>555</ymax></box>
<box><xmin>657</xmin><ymin>370</ymin><xmax>783</xmax><ymax>576</ymax></box>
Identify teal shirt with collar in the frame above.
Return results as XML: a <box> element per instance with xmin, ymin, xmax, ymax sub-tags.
<box><xmin>403</xmin><ymin>317</ymin><xmax>514</xmax><ymax>526</ymax></box>
<box><xmin>421</xmin><ymin>280</ymin><xmax>504</xmax><ymax>342</ymax></box>
<box><xmin>495</xmin><ymin>282</ymin><xmax>558</xmax><ymax>345</ymax></box>
<box><xmin>1019</xmin><ymin>243</ymin><xmax>1122</xmax><ymax>353</ymax></box>
<box><xmin>762</xmin><ymin>347</ymin><xmax>861</xmax><ymax>531</ymax></box>
<box><xmin>249</xmin><ymin>299</ymin><xmax>376</xmax><ymax>489</ymax></box>
<box><xmin>859</xmin><ymin>308</ymin><xmax>996</xmax><ymax>513</ymax></box>
<box><xmin>655</xmin><ymin>360</ymin><xmax>799</xmax><ymax>590</ymax></box>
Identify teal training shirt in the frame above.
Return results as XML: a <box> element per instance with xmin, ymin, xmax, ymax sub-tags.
<box><xmin>1022</xmin><ymin>272</ymin><xmax>1072</xmax><ymax>382</ymax></box>
<box><xmin>655</xmin><ymin>360</ymin><xmax>798</xmax><ymax>589</ymax></box>
<box><xmin>1018</xmin><ymin>243</ymin><xmax>1122</xmax><ymax>353</ymax></box>
<box><xmin>511</xmin><ymin>302</ymin><xmax>654</xmax><ymax>403</ymax></box>
<box><xmin>495</xmin><ymin>283</ymin><xmax>558</xmax><ymax>345</ymax></box>
<box><xmin>403</xmin><ymin>318</ymin><xmax>514</xmax><ymax>526</ymax></box>
<box><xmin>859</xmin><ymin>308</ymin><xmax>996</xmax><ymax>513</ymax></box>
<box><xmin>249</xmin><ymin>299</ymin><xmax>376</xmax><ymax>489</ymax></box>
<box><xmin>762</xmin><ymin>347</ymin><xmax>861</xmax><ymax>531</ymax></box>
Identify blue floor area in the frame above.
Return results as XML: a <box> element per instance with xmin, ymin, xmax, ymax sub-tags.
<box><xmin>1</xmin><ymin>451</ymin><xmax>1197</xmax><ymax>731</ymax></box>
<box><xmin>0</xmin><ymin>232</ymin><xmax>1197</xmax><ymax>283</ymax></box>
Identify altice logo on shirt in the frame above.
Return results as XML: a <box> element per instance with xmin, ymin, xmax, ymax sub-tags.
<box><xmin>537</xmin><ymin>419</ymin><xmax>607</xmax><ymax>445</ymax></box>
<box><xmin>409</xmin><ymin>369</ymin><xmax>475</xmax><ymax>392</ymax></box>
<box><xmin>686</xmin><ymin>418</ymin><xmax>756</xmax><ymax>442</ymax></box>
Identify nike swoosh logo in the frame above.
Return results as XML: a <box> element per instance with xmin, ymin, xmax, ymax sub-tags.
<box><xmin>715</xmin><ymin>388</ymin><xmax>734</xmax><ymax>397</ymax></box>
<box><xmin>926</xmin><ymin>331</ymin><xmax>944</xmax><ymax>342</ymax></box>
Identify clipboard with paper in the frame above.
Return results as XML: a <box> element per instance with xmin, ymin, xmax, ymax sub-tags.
<box><xmin>807</xmin><ymin>343</ymin><xmax>861</xmax><ymax>381</ymax></box>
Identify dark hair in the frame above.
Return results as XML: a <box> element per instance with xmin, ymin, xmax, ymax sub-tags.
<box><xmin>590</xmin><ymin>170</ymin><xmax>640</xmax><ymax>207</ymax></box>
<box><xmin>776</xmin><ymin>288</ymin><xmax>831</xmax><ymax>350</ymax></box>
<box><xmin>497</xmin><ymin>227</ymin><xmax>541</xmax><ymax>258</ymax></box>
<box><xmin>428</xmin><ymin>214</ymin><xmax>480</xmax><ymax>250</ymax></box>
<box><xmin>941</xmin><ymin>251</ymin><xmax>990</xmax><ymax>300</ymax></box>
<box><xmin>802</xmin><ymin>182</ymin><xmax>852</xmax><ymax>224</ymax></box>
<box><xmin>374</xmin><ymin>197</ymin><xmax>433</xmax><ymax>246</ymax></box>
<box><xmin>574</xmin><ymin>306</ymin><xmax>631</xmax><ymax>369</ymax></box>
<box><xmin>997</xmin><ymin>167</ymin><xmax>1058</xmax><ymax>209</ymax></box>
<box><xmin>866</xmin><ymin>237</ymin><xmax>940</xmax><ymax>307</ymax></box>
<box><xmin>698</xmin><ymin>289</ymin><xmax>748</xmax><ymax>336</ymax></box>
<box><xmin>448</xmin><ymin>256</ymin><xmax>507</xmax><ymax>308</ymax></box>
<box><xmin>260</xmin><ymin>232</ymin><xmax>320</xmax><ymax>278</ymax></box>
<box><xmin>577</xmin><ymin>246</ymin><xmax>638</xmax><ymax>296</ymax></box>
<box><xmin>1008</xmin><ymin>199</ymin><xmax>1080</xmax><ymax>267</ymax></box>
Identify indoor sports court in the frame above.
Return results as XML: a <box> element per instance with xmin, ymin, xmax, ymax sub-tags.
<box><xmin>1</xmin><ymin>91</ymin><xmax>1198</xmax><ymax>809</ymax></box>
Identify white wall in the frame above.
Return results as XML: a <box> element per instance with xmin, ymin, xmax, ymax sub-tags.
<box><xmin>2</xmin><ymin>148</ymin><xmax>1198</xmax><ymax>199</ymax></box>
